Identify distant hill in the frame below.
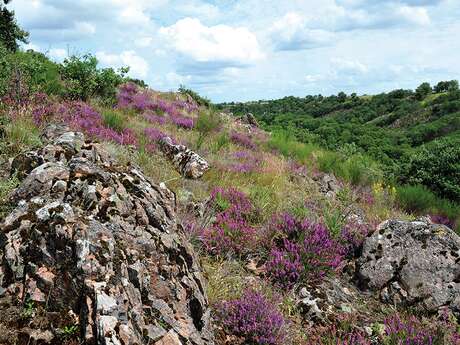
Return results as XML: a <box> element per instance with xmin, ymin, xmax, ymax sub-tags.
<box><xmin>218</xmin><ymin>82</ymin><xmax>460</xmax><ymax>202</ymax></box>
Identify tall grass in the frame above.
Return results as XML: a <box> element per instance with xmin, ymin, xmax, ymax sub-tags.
<box><xmin>102</xmin><ymin>109</ymin><xmax>125</xmax><ymax>133</ymax></box>
<box><xmin>397</xmin><ymin>184</ymin><xmax>460</xmax><ymax>232</ymax></box>
<box><xmin>269</xmin><ymin>131</ymin><xmax>317</xmax><ymax>162</ymax></box>
<box><xmin>317</xmin><ymin>150</ymin><xmax>382</xmax><ymax>186</ymax></box>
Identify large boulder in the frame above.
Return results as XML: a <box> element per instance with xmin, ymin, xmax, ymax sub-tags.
<box><xmin>159</xmin><ymin>137</ymin><xmax>210</xmax><ymax>179</ymax></box>
<box><xmin>357</xmin><ymin>219</ymin><xmax>460</xmax><ymax>314</ymax></box>
<box><xmin>0</xmin><ymin>127</ymin><xmax>214</xmax><ymax>345</ymax></box>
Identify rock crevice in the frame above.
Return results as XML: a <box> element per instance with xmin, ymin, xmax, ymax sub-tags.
<box><xmin>0</xmin><ymin>126</ymin><xmax>214</xmax><ymax>345</ymax></box>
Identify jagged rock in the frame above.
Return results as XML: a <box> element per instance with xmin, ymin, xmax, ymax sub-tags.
<box><xmin>316</xmin><ymin>174</ymin><xmax>341</xmax><ymax>198</ymax></box>
<box><xmin>159</xmin><ymin>137</ymin><xmax>210</xmax><ymax>179</ymax></box>
<box><xmin>0</xmin><ymin>126</ymin><xmax>214</xmax><ymax>345</ymax></box>
<box><xmin>239</xmin><ymin>113</ymin><xmax>259</xmax><ymax>127</ymax></box>
<box><xmin>357</xmin><ymin>219</ymin><xmax>460</xmax><ymax>314</ymax></box>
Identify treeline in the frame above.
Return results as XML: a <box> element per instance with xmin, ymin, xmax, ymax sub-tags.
<box><xmin>218</xmin><ymin>82</ymin><xmax>460</xmax><ymax>202</ymax></box>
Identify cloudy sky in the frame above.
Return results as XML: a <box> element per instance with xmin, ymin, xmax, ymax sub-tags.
<box><xmin>8</xmin><ymin>0</ymin><xmax>460</xmax><ymax>102</ymax></box>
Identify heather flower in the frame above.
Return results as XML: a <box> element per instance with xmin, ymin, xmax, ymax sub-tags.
<box><xmin>430</xmin><ymin>214</ymin><xmax>456</xmax><ymax>229</ymax></box>
<box><xmin>340</xmin><ymin>221</ymin><xmax>371</xmax><ymax>257</ymax></box>
<box><xmin>216</xmin><ymin>289</ymin><xmax>287</xmax><ymax>345</ymax></box>
<box><xmin>144</xmin><ymin>127</ymin><xmax>168</xmax><ymax>142</ymax></box>
<box><xmin>230</xmin><ymin>131</ymin><xmax>257</xmax><ymax>150</ymax></box>
<box><xmin>58</xmin><ymin>101</ymin><xmax>138</xmax><ymax>146</ymax></box>
<box><xmin>31</xmin><ymin>93</ymin><xmax>54</xmax><ymax>125</ymax></box>
<box><xmin>170</xmin><ymin>114</ymin><xmax>195</xmax><ymax>129</ymax></box>
<box><xmin>143</xmin><ymin>113</ymin><xmax>167</xmax><ymax>125</ymax></box>
<box><xmin>265</xmin><ymin>214</ymin><xmax>344</xmax><ymax>288</ymax></box>
<box><xmin>200</xmin><ymin>188</ymin><xmax>257</xmax><ymax>256</ymax></box>
<box><xmin>228</xmin><ymin>150</ymin><xmax>262</xmax><ymax>173</ymax></box>
<box><xmin>383</xmin><ymin>314</ymin><xmax>441</xmax><ymax>345</ymax></box>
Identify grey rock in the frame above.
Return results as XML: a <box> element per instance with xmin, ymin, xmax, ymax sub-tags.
<box><xmin>0</xmin><ymin>129</ymin><xmax>214</xmax><ymax>345</ymax></box>
<box><xmin>358</xmin><ymin>219</ymin><xmax>460</xmax><ymax>313</ymax></box>
<box><xmin>159</xmin><ymin>136</ymin><xmax>210</xmax><ymax>179</ymax></box>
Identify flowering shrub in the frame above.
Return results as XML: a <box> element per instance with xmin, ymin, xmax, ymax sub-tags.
<box><xmin>143</xmin><ymin>112</ymin><xmax>167</xmax><ymax>125</ymax></box>
<box><xmin>170</xmin><ymin>114</ymin><xmax>195</xmax><ymax>129</ymax></box>
<box><xmin>58</xmin><ymin>101</ymin><xmax>138</xmax><ymax>146</ymax></box>
<box><xmin>230</xmin><ymin>131</ymin><xmax>257</xmax><ymax>150</ymax></box>
<box><xmin>340</xmin><ymin>221</ymin><xmax>371</xmax><ymax>257</ymax></box>
<box><xmin>200</xmin><ymin>187</ymin><xmax>257</xmax><ymax>256</ymax></box>
<box><xmin>383</xmin><ymin>314</ymin><xmax>442</xmax><ymax>345</ymax></box>
<box><xmin>430</xmin><ymin>214</ymin><xmax>456</xmax><ymax>229</ymax></box>
<box><xmin>144</xmin><ymin>127</ymin><xmax>168</xmax><ymax>142</ymax></box>
<box><xmin>216</xmin><ymin>289</ymin><xmax>287</xmax><ymax>345</ymax></box>
<box><xmin>265</xmin><ymin>214</ymin><xmax>344</xmax><ymax>288</ymax></box>
<box><xmin>31</xmin><ymin>93</ymin><xmax>55</xmax><ymax>125</ymax></box>
<box><xmin>228</xmin><ymin>150</ymin><xmax>262</xmax><ymax>173</ymax></box>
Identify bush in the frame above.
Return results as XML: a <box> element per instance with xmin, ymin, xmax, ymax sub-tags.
<box><xmin>0</xmin><ymin>49</ymin><xmax>61</xmax><ymax>101</ymax></box>
<box><xmin>269</xmin><ymin>130</ymin><xmax>316</xmax><ymax>162</ymax></box>
<box><xmin>102</xmin><ymin>109</ymin><xmax>125</xmax><ymax>133</ymax></box>
<box><xmin>200</xmin><ymin>187</ymin><xmax>257</xmax><ymax>256</ymax></box>
<box><xmin>265</xmin><ymin>214</ymin><xmax>344</xmax><ymax>289</ymax></box>
<box><xmin>396</xmin><ymin>184</ymin><xmax>437</xmax><ymax>213</ymax></box>
<box><xmin>402</xmin><ymin>137</ymin><xmax>460</xmax><ymax>201</ymax></box>
<box><xmin>60</xmin><ymin>54</ymin><xmax>127</xmax><ymax>103</ymax></box>
<box><xmin>178</xmin><ymin>85</ymin><xmax>211</xmax><ymax>107</ymax></box>
<box><xmin>216</xmin><ymin>289</ymin><xmax>287</xmax><ymax>345</ymax></box>
<box><xmin>317</xmin><ymin>150</ymin><xmax>342</xmax><ymax>175</ymax></box>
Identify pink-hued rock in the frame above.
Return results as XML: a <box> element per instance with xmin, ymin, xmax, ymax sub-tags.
<box><xmin>0</xmin><ymin>126</ymin><xmax>214</xmax><ymax>345</ymax></box>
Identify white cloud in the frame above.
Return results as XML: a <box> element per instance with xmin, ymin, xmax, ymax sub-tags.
<box><xmin>331</xmin><ymin>58</ymin><xmax>369</xmax><ymax>74</ymax></box>
<box><xmin>270</xmin><ymin>12</ymin><xmax>334</xmax><ymax>51</ymax></box>
<box><xmin>23</xmin><ymin>42</ymin><xmax>41</xmax><ymax>51</ymax></box>
<box><xmin>96</xmin><ymin>50</ymin><xmax>149</xmax><ymax>79</ymax></box>
<box><xmin>134</xmin><ymin>36</ymin><xmax>153</xmax><ymax>48</ymax></box>
<box><xmin>74</xmin><ymin>21</ymin><xmax>96</xmax><ymax>35</ymax></box>
<box><xmin>49</xmin><ymin>48</ymin><xmax>67</xmax><ymax>60</ymax></box>
<box><xmin>396</xmin><ymin>6</ymin><xmax>431</xmax><ymax>25</ymax></box>
<box><xmin>159</xmin><ymin>18</ymin><xmax>264</xmax><ymax>65</ymax></box>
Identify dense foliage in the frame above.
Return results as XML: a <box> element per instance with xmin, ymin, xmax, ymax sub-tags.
<box><xmin>218</xmin><ymin>82</ymin><xmax>460</xmax><ymax>203</ymax></box>
<box><xmin>0</xmin><ymin>0</ymin><xmax>28</xmax><ymax>52</ymax></box>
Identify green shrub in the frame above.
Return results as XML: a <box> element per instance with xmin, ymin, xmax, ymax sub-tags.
<box><xmin>317</xmin><ymin>151</ymin><xmax>342</xmax><ymax>175</ymax></box>
<box><xmin>211</xmin><ymin>132</ymin><xmax>230</xmax><ymax>153</ymax></box>
<box><xmin>0</xmin><ymin>48</ymin><xmax>61</xmax><ymax>99</ymax></box>
<box><xmin>401</xmin><ymin>137</ymin><xmax>460</xmax><ymax>201</ymax></box>
<box><xmin>60</xmin><ymin>54</ymin><xmax>128</xmax><ymax>103</ymax></box>
<box><xmin>269</xmin><ymin>130</ymin><xmax>316</xmax><ymax>162</ymax></box>
<box><xmin>396</xmin><ymin>185</ymin><xmax>437</xmax><ymax>213</ymax></box>
<box><xmin>196</xmin><ymin>110</ymin><xmax>221</xmax><ymax>149</ymax></box>
<box><xmin>102</xmin><ymin>109</ymin><xmax>125</xmax><ymax>133</ymax></box>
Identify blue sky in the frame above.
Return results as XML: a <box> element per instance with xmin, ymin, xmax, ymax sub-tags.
<box><xmin>8</xmin><ymin>0</ymin><xmax>460</xmax><ymax>102</ymax></box>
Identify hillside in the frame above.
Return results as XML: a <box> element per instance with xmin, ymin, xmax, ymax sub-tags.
<box><xmin>1</xmin><ymin>3</ymin><xmax>460</xmax><ymax>341</ymax></box>
<box><xmin>218</xmin><ymin>84</ymin><xmax>460</xmax><ymax>204</ymax></box>
<box><xmin>1</xmin><ymin>44</ymin><xmax>460</xmax><ymax>344</ymax></box>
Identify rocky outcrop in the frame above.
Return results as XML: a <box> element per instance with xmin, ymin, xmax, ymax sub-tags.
<box><xmin>358</xmin><ymin>219</ymin><xmax>460</xmax><ymax>314</ymax></box>
<box><xmin>316</xmin><ymin>174</ymin><xmax>341</xmax><ymax>198</ymax></box>
<box><xmin>0</xmin><ymin>126</ymin><xmax>214</xmax><ymax>345</ymax></box>
<box><xmin>239</xmin><ymin>113</ymin><xmax>259</xmax><ymax>128</ymax></box>
<box><xmin>159</xmin><ymin>137</ymin><xmax>210</xmax><ymax>179</ymax></box>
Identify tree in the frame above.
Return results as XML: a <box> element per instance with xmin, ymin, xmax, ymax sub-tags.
<box><xmin>434</xmin><ymin>80</ymin><xmax>459</xmax><ymax>93</ymax></box>
<box><xmin>415</xmin><ymin>82</ymin><xmax>431</xmax><ymax>100</ymax></box>
<box><xmin>0</xmin><ymin>0</ymin><xmax>29</xmax><ymax>52</ymax></box>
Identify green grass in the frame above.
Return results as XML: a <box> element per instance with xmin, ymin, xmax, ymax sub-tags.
<box><xmin>396</xmin><ymin>184</ymin><xmax>437</xmax><ymax>213</ymax></box>
<box><xmin>102</xmin><ymin>109</ymin><xmax>126</xmax><ymax>133</ymax></box>
<box><xmin>268</xmin><ymin>130</ymin><xmax>317</xmax><ymax>162</ymax></box>
<box><xmin>1</xmin><ymin>117</ymin><xmax>42</xmax><ymax>155</ymax></box>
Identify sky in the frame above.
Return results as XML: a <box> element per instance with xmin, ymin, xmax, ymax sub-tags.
<box><xmin>8</xmin><ymin>0</ymin><xmax>460</xmax><ymax>102</ymax></box>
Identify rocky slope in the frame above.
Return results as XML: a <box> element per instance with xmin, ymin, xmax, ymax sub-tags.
<box><xmin>0</xmin><ymin>125</ymin><xmax>214</xmax><ymax>345</ymax></box>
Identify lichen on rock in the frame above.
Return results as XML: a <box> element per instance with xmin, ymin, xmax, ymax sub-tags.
<box><xmin>0</xmin><ymin>125</ymin><xmax>214</xmax><ymax>345</ymax></box>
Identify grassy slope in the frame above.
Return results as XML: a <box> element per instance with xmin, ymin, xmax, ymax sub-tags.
<box><xmin>0</xmin><ymin>86</ymin><xmax>458</xmax><ymax>344</ymax></box>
